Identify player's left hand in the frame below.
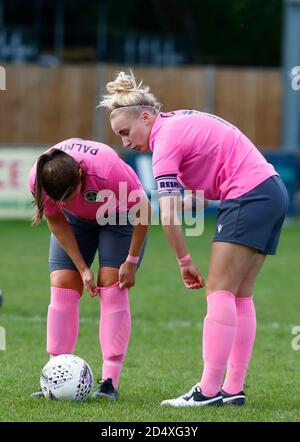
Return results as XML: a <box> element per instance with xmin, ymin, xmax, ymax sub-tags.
<box><xmin>118</xmin><ymin>261</ymin><xmax>137</xmax><ymax>289</ymax></box>
<box><xmin>119</xmin><ymin>261</ymin><xmax>136</xmax><ymax>289</ymax></box>
<box><xmin>180</xmin><ymin>260</ymin><xmax>205</xmax><ymax>289</ymax></box>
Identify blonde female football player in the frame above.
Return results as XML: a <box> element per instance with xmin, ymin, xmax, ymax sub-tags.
<box><xmin>29</xmin><ymin>139</ymin><xmax>150</xmax><ymax>400</ymax></box>
<box><xmin>99</xmin><ymin>71</ymin><xmax>288</xmax><ymax>407</ymax></box>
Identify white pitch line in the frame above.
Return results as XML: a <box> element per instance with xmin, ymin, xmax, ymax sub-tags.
<box><xmin>1</xmin><ymin>315</ymin><xmax>295</xmax><ymax>331</ymax></box>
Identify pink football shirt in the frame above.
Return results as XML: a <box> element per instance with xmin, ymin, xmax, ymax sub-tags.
<box><xmin>149</xmin><ymin>111</ymin><xmax>277</xmax><ymax>200</ymax></box>
<box><xmin>29</xmin><ymin>138</ymin><xmax>144</xmax><ymax>220</ymax></box>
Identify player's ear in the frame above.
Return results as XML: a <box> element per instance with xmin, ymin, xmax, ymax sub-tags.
<box><xmin>141</xmin><ymin>111</ymin><xmax>151</xmax><ymax>124</ymax></box>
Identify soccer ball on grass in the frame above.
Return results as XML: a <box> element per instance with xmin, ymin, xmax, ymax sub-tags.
<box><xmin>40</xmin><ymin>354</ymin><xmax>94</xmax><ymax>401</ymax></box>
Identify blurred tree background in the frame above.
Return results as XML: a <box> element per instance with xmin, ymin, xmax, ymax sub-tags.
<box><xmin>2</xmin><ymin>0</ymin><xmax>283</xmax><ymax>66</ymax></box>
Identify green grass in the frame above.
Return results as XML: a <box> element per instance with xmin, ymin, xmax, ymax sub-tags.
<box><xmin>0</xmin><ymin>218</ymin><xmax>300</xmax><ymax>422</ymax></box>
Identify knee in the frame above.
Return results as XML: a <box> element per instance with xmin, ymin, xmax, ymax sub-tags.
<box><xmin>98</xmin><ymin>268</ymin><xmax>119</xmax><ymax>287</ymax></box>
<box><xmin>50</xmin><ymin>270</ymin><xmax>83</xmax><ymax>294</ymax></box>
<box><xmin>205</xmin><ymin>280</ymin><xmax>237</xmax><ymax>297</ymax></box>
<box><xmin>100</xmin><ymin>276</ymin><xmax>118</xmax><ymax>287</ymax></box>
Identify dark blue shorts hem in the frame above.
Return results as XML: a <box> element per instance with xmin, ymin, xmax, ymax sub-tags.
<box><xmin>49</xmin><ymin>261</ymin><xmax>78</xmax><ymax>273</ymax></box>
<box><xmin>212</xmin><ymin>239</ymin><xmax>274</xmax><ymax>255</ymax></box>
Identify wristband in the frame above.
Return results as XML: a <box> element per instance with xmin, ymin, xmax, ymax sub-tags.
<box><xmin>126</xmin><ymin>254</ymin><xmax>140</xmax><ymax>265</ymax></box>
<box><xmin>176</xmin><ymin>254</ymin><xmax>192</xmax><ymax>267</ymax></box>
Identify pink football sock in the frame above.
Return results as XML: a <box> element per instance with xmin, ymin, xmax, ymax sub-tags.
<box><xmin>99</xmin><ymin>283</ymin><xmax>131</xmax><ymax>388</ymax></box>
<box><xmin>47</xmin><ymin>287</ymin><xmax>80</xmax><ymax>356</ymax></box>
<box><xmin>199</xmin><ymin>290</ymin><xmax>237</xmax><ymax>397</ymax></box>
<box><xmin>222</xmin><ymin>296</ymin><xmax>256</xmax><ymax>394</ymax></box>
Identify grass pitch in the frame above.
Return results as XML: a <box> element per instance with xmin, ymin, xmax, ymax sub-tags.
<box><xmin>0</xmin><ymin>218</ymin><xmax>299</xmax><ymax>422</ymax></box>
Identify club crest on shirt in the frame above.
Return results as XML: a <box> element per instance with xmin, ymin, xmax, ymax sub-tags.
<box><xmin>83</xmin><ymin>190</ymin><xmax>98</xmax><ymax>203</ymax></box>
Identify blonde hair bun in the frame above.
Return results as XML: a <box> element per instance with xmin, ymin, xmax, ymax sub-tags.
<box><xmin>99</xmin><ymin>70</ymin><xmax>160</xmax><ymax>113</ymax></box>
<box><xmin>106</xmin><ymin>71</ymin><xmax>148</xmax><ymax>95</ymax></box>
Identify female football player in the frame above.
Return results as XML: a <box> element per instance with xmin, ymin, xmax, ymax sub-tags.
<box><xmin>29</xmin><ymin>138</ymin><xmax>150</xmax><ymax>400</ymax></box>
<box><xmin>99</xmin><ymin>71</ymin><xmax>288</xmax><ymax>407</ymax></box>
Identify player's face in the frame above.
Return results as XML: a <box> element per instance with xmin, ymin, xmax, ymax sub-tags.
<box><xmin>111</xmin><ymin>111</ymin><xmax>154</xmax><ymax>153</ymax></box>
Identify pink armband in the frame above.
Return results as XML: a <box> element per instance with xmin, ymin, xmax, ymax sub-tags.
<box><xmin>176</xmin><ymin>254</ymin><xmax>192</xmax><ymax>267</ymax></box>
<box><xmin>126</xmin><ymin>255</ymin><xmax>139</xmax><ymax>265</ymax></box>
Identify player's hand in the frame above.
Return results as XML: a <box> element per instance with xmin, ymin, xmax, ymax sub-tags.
<box><xmin>180</xmin><ymin>260</ymin><xmax>204</xmax><ymax>289</ymax></box>
<box><xmin>118</xmin><ymin>261</ymin><xmax>137</xmax><ymax>289</ymax></box>
<box><xmin>80</xmin><ymin>268</ymin><xmax>98</xmax><ymax>297</ymax></box>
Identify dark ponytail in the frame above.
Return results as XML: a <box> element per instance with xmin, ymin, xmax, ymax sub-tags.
<box><xmin>32</xmin><ymin>152</ymin><xmax>49</xmax><ymax>225</ymax></box>
<box><xmin>32</xmin><ymin>148</ymin><xmax>82</xmax><ymax>225</ymax></box>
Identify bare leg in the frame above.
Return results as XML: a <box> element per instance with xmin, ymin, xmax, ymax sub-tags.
<box><xmin>50</xmin><ymin>269</ymin><xmax>83</xmax><ymax>293</ymax></box>
<box><xmin>97</xmin><ymin>267</ymin><xmax>119</xmax><ymax>287</ymax></box>
<box><xmin>205</xmin><ymin>242</ymin><xmax>257</xmax><ymax>296</ymax></box>
<box><xmin>236</xmin><ymin>253</ymin><xmax>266</xmax><ymax>297</ymax></box>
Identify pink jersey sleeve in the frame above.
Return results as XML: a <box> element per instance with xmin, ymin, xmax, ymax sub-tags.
<box><xmin>28</xmin><ymin>163</ymin><xmax>61</xmax><ymax>217</ymax></box>
<box><xmin>152</xmin><ymin>126</ymin><xmax>185</xmax><ymax>179</ymax></box>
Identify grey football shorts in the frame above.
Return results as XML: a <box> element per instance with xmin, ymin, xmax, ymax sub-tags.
<box><xmin>49</xmin><ymin>211</ymin><xmax>146</xmax><ymax>272</ymax></box>
<box><xmin>213</xmin><ymin>175</ymin><xmax>289</xmax><ymax>255</ymax></box>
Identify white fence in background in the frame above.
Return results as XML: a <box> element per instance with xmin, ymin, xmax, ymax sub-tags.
<box><xmin>0</xmin><ymin>146</ymin><xmax>44</xmax><ymax>218</ymax></box>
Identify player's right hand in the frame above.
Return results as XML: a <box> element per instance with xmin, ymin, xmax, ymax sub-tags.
<box><xmin>80</xmin><ymin>268</ymin><xmax>99</xmax><ymax>297</ymax></box>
